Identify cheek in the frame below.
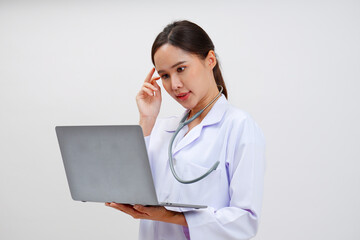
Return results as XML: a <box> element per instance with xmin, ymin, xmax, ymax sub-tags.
<box><xmin>161</xmin><ymin>80</ymin><xmax>172</xmax><ymax>94</ymax></box>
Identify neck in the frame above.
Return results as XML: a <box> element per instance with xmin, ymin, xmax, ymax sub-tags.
<box><xmin>188</xmin><ymin>87</ymin><xmax>222</xmax><ymax>121</ymax></box>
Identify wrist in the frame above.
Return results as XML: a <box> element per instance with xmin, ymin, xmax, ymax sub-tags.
<box><xmin>139</xmin><ymin>115</ymin><xmax>157</xmax><ymax>122</ymax></box>
<box><xmin>139</xmin><ymin>116</ymin><xmax>157</xmax><ymax>136</ymax></box>
<box><xmin>169</xmin><ymin>211</ymin><xmax>188</xmax><ymax>227</ymax></box>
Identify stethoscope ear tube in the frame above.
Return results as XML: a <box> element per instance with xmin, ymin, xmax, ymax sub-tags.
<box><xmin>167</xmin><ymin>86</ymin><xmax>223</xmax><ymax>184</ymax></box>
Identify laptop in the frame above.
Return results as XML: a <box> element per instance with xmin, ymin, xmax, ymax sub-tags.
<box><xmin>55</xmin><ymin>125</ymin><xmax>206</xmax><ymax>209</ymax></box>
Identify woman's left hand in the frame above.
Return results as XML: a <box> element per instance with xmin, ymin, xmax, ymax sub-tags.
<box><xmin>105</xmin><ymin>203</ymin><xmax>188</xmax><ymax>226</ymax></box>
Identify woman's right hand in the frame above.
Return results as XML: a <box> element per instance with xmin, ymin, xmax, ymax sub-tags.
<box><xmin>136</xmin><ymin>67</ymin><xmax>161</xmax><ymax>136</ymax></box>
<box><xmin>136</xmin><ymin>67</ymin><xmax>161</xmax><ymax>118</ymax></box>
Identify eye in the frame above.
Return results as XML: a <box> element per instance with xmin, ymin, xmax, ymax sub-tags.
<box><xmin>161</xmin><ymin>74</ymin><xmax>169</xmax><ymax>80</ymax></box>
<box><xmin>177</xmin><ymin>66</ymin><xmax>185</xmax><ymax>72</ymax></box>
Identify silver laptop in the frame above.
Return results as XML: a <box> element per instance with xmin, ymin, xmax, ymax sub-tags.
<box><xmin>55</xmin><ymin>125</ymin><xmax>206</xmax><ymax>209</ymax></box>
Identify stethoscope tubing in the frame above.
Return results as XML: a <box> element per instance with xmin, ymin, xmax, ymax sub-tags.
<box><xmin>168</xmin><ymin>86</ymin><xmax>223</xmax><ymax>184</ymax></box>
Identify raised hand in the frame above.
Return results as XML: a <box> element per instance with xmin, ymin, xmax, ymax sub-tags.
<box><xmin>136</xmin><ymin>67</ymin><xmax>162</xmax><ymax>136</ymax></box>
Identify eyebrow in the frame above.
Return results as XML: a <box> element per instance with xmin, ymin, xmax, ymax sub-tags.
<box><xmin>157</xmin><ymin>61</ymin><xmax>187</xmax><ymax>74</ymax></box>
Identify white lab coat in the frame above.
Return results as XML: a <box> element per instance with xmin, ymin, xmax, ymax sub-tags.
<box><xmin>139</xmin><ymin>94</ymin><xmax>266</xmax><ymax>240</ymax></box>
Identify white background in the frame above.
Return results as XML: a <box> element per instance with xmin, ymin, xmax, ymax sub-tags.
<box><xmin>1</xmin><ymin>0</ymin><xmax>359</xmax><ymax>239</ymax></box>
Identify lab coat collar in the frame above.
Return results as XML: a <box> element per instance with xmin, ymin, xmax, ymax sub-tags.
<box><xmin>164</xmin><ymin>94</ymin><xmax>228</xmax><ymax>132</ymax></box>
<box><xmin>165</xmin><ymin>94</ymin><xmax>229</xmax><ymax>156</ymax></box>
<box><xmin>164</xmin><ymin>94</ymin><xmax>229</xmax><ymax>155</ymax></box>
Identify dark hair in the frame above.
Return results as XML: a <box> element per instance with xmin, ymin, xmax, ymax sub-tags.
<box><xmin>151</xmin><ymin>20</ymin><xmax>228</xmax><ymax>99</ymax></box>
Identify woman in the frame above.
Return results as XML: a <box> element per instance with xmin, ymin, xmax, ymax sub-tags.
<box><xmin>106</xmin><ymin>20</ymin><xmax>266</xmax><ymax>240</ymax></box>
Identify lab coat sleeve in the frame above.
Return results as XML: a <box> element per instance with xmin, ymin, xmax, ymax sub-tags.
<box><xmin>184</xmin><ymin>116</ymin><xmax>266</xmax><ymax>240</ymax></box>
<box><xmin>144</xmin><ymin>135</ymin><xmax>151</xmax><ymax>150</ymax></box>
<box><xmin>143</xmin><ymin>116</ymin><xmax>163</xmax><ymax>151</ymax></box>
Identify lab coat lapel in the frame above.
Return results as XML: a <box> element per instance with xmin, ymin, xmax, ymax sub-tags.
<box><xmin>165</xmin><ymin>94</ymin><xmax>229</xmax><ymax>156</ymax></box>
<box><xmin>163</xmin><ymin>110</ymin><xmax>189</xmax><ymax>132</ymax></box>
<box><xmin>172</xmin><ymin>124</ymin><xmax>201</xmax><ymax>155</ymax></box>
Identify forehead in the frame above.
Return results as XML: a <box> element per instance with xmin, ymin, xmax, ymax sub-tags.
<box><xmin>154</xmin><ymin>44</ymin><xmax>195</xmax><ymax>69</ymax></box>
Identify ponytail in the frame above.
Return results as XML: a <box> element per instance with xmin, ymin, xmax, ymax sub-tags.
<box><xmin>213</xmin><ymin>59</ymin><xmax>228</xmax><ymax>99</ymax></box>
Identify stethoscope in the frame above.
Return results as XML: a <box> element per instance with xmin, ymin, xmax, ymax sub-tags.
<box><xmin>168</xmin><ymin>86</ymin><xmax>223</xmax><ymax>184</ymax></box>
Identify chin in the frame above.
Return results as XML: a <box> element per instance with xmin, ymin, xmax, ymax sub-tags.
<box><xmin>172</xmin><ymin>93</ymin><xmax>196</xmax><ymax>110</ymax></box>
<box><xmin>173</xmin><ymin>99</ymin><xmax>189</xmax><ymax>109</ymax></box>
<box><xmin>181</xmin><ymin>102</ymin><xmax>196</xmax><ymax>111</ymax></box>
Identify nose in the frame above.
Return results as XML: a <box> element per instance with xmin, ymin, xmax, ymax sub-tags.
<box><xmin>171</xmin><ymin>75</ymin><xmax>183</xmax><ymax>91</ymax></box>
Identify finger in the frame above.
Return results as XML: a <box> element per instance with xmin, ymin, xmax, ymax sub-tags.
<box><xmin>108</xmin><ymin>202</ymin><xmax>122</xmax><ymax>210</ymax></box>
<box><xmin>108</xmin><ymin>203</ymin><xmax>130</xmax><ymax>214</ymax></box>
<box><xmin>143</xmin><ymin>82</ymin><xmax>158</xmax><ymax>91</ymax></box>
<box><xmin>144</xmin><ymin>67</ymin><xmax>156</xmax><ymax>83</ymax></box>
<box><xmin>153</xmin><ymin>81</ymin><xmax>161</xmax><ymax>91</ymax></box>
<box><xmin>110</xmin><ymin>203</ymin><xmax>128</xmax><ymax>210</ymax></box>
<box><xmin>153</xmin><ymin>82</ymin><xmax>161</xmax><ymax>97</ymax></box>
<box><xmin>123</xmin><ymin>204</ymin><xmax>150</xmax><ymax>217</ymax></box>
<box><xmin>141</xmin><ymin>86</ymin><xmax>155</xmax><ymax>97</ymax></box>
<box><xmin>109</xmin><ymin>203</ymin><xmax>133</xmax><ymax>212</ymax></box>
<box><xmin>134</xmin><ymin>205</ymin><xmax>164</xmax><ymax>215</ymax></box>
<box><xmin>133</xmin><ymin>205</ymin><xmax>151</xmax><ymax>214</ymax></box>
<box><xmin>150</xmin><ymin>76</ymin><xmax>161</xmax><ymax>83</ymax></box>
<box><xmin>110</xmin><ymin>203</ymin><xmax>149</xmax><ymax>219</ymax></box>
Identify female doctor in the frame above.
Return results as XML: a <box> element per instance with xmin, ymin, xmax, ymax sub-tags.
<box><xmin>106</xmin><ymin>20</ymin><xmax>266</xmax><ymax>240</ymax></box>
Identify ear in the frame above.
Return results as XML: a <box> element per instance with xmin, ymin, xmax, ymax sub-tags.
<box><xmin>205</xmin><ymin>50</ymin><xmax>217</xmax><ymax>70</ymax></box>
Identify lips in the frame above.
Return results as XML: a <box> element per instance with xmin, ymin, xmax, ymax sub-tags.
<box><xmin>176</xmin><ymin>92</ymin><xmax>190</xmax><ymax>101</ymax></box>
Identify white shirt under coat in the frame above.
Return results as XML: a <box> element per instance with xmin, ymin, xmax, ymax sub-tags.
<box><xmin>139</xmin><ymin>94</ymin><xmax>266</xmax><ymax>240</ymax></box>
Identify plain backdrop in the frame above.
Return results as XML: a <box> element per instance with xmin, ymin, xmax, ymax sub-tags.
<box><xmin>1</xmin><ymin>0</ymin><xmax>359</xmax><ymax>239</ymax></box>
